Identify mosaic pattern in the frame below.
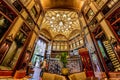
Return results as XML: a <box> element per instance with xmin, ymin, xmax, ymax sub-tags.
<box><xmin>48</xmin><ymin>57</ymin><xmax>83</xmax><ymax>74</ymax></box>
<box><xmin>67</xmin><ymin>58</ymin><xmax>82</xmax><ymax>73</ymax></box>
<box><xmin>48</xmin><ymin>58</ymin><xmax>62</xmax><ymax>74</ymax></box>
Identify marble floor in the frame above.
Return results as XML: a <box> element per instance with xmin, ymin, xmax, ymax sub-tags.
<box><xmin>31</xmin><ymin>67</ymin><xmax>41</xmax><ymax>80</ymax></box>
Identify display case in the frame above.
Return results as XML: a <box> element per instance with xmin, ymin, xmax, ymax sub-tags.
<box><xmin>0</xmin><ymin>39</ymin><xmax>12</xmax><ymax>64</ymax></box>
<box><xmin>93</xmin><ymin>0</ymin><xmax>108</xmax><ymax>10</ymax></box>
<box><xmin>26</xmin><ymin>16</ymin><xmax>35</xmax><ymax>28</ymax></box>
<box><xmin>0</xmin><ymin>0</ymin><xmax>17</xmax><ymax>40</ymax></box>
<box><xmin>91</xmin><ymin>24</ymin><xmax>120</xmax><ymax>72</ymax></box>
<box><xmin>92</xmin><ymin>25</ymin><xmax>115</xmax><ymax>71</ymax></box>
<box><xmin>30</xmin><ymin>6</ymin><xmax>38</xmax><ymax>21</ymax></box>
<box><xmin>0</xmin><ymin>23</ymin><xmax>31</xmax><ymax>74</ymax></box>
<box><xmin>31</xmin><ymin>6</ymin><xmax>37</xmax><ymax>17</ymax></box>
<box><xmin>106</xmin><ymin>7</ymin><xmax>120</xmax><ymax>42</ymax></box>
<box><xmin>85</xmin><ymin>9</ymin><xmax>95</xmax><ymax>22</ymax></box>
<box><xmin>101</xmin><ymin>0</ymin><xmax>119</xmax><ymax>15</ymax></box>
<box><xmin>89</xmin><ymin>18</ymin><xmax>98</xmax><ymax>32</ymax></box>
<box><xmin>14</xmin><ymin>23</ymin><xmax>30</xmax><ymax>47</ymax></box>
<box><xmin>7</xmin><ymin>0</ymin><xmax>23</xmax><ymax>12</ymax></box>
<box><xmin>16</xmin><ymin>23</ymin><xmax>32</xmax><ymax>69</ymax></box>
<box><xmin>20</xmin><ymin>0</ymin><xmax>41</xmax><ymax>22</ymax></box>
<box><xmin>0</xmin><ymin>1</ymin><xmax>17</xmax><ymax>21</ymax></box>
<box><xmin>0</xmin><ymin>14</ymin><xmax>11</xmax><ymax>39</ymax></box>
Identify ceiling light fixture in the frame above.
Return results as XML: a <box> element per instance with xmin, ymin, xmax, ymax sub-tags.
<box><xmin>43</xmin><ymin>10</ymin><xmax>79</xmax><ymax>33</ymax></box>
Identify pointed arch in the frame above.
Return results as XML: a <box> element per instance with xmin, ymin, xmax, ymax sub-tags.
<box><xmin>69</xmin><ymin>29</ymin><xmax>80</xmax><ymax>40</ymax></box>
<box><xmin>40</xmin><ymin>28</ymin><xmax>52</xmax><ymax>39</ymax></box>
<box><xmin>53</xmin><ymin>34</ymin><xmax>68</xmax><ymax>41</ymax></box>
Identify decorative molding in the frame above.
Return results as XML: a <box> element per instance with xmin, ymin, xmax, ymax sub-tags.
<box><xmin>6</xmin><ymin>34</ymin><xmax>14</xmax><ymax>42</ymax></box>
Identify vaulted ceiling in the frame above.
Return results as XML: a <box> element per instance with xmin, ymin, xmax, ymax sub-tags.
<box><xmin>39</xmin><ymin>0</ymin><xmax>86</xmax><ymax>40</ymax></box>
<box><xmin>40</xmin><ymin>0</ymin><xmax>85</xmax><ymax>11</ymax></box>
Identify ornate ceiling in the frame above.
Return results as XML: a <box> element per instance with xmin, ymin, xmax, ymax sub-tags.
<box><xmin>40</xmin><ymin>0</ymin><xmax>85</xmax><ymax>40</ymax></box>
<box><xmin>40</xmin><ymin>0</ymin><xmax>85</xmax><ymax>11</ymax></box>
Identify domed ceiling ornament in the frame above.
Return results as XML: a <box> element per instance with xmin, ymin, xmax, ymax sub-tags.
<box><xmin>41</xmin><ymin>10</ymin><xmax>81</xmax><ymax>39</ymax></box>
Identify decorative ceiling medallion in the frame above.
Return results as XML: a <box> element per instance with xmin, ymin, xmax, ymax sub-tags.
<box><xmin>43</xmin><ymin>10</ymin><xmax>80</xmax><ymax>33</ymax></box>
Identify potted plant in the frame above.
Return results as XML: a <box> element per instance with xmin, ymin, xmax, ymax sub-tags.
<box><xmin>60</xmin><ymin>52</ymin><xmax>69</xmax><ymax>75</ymax></box>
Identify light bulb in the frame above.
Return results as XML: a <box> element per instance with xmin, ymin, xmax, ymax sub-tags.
<box><xmin>56</xmin><ymin>14</ymin><xmax>60</xmax><ymax>17</ymax></box>
<box><xmin>59</xmin><ymin>21</ymin><xmax>63</xmax><ymax>26</ymax></box>
<box><xmin>52</xmin><ymin>16</ymin><xmax>55</xmax><ymax>20</ymax></box>
<box><xmin>50</xmin><ymin>21</ymin><xmax>53</xmax><ymax>24</ymax></box>
<box><xmin>68</xmin><ymin>18</ymin><xmax>71</xmax><ymax>20</ymax></box>
<box><xmin>69</xmin><ymin>22</ymin><xmax>72</xmax><ymax>24</ymax></box>
<box><xmin>63</xmin><ymin>14</ymin><xmax>67</xmax><ymax>17</ymax></box>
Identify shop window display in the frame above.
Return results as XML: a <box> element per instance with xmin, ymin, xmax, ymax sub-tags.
<box><xmin>0</xmin><ymin>23</ymin><xmax>30</xmax><ymax>71</ymax></box>
<box><xmin>0</xmin><ymin>1</ymin><xmax>17</xmax><ymax>20</ymax></box>
<box><xmin>9</xmin><ymin>0</ymin><xmax>22</xmax><ymax>12</ymax></box>
<box><xmin>86</xmin><ymin>9</ymin><xmax>94</xmax><ymax>20</ymax></box>
<box><xmin>0</xmin><ymin>40</ymin><xmax>11</xmax><ymax>64</ymax></box>
<box><xmin>107</xmin><ymin>7</ymin><xmax>120</xmax><ymax>42</ymax></box>
<box><xmin>102</xmin><ymin>0</ymin><xmax>119</xmax><ymax>15</ymax></box>
<box><xmin>0</xmin><ymin>0</ymin><xmax>17</xmax><ymax>40</ymax></box>
<box><xmin>0</xmin><ymin>15</ymin><xmax>11</xmax><ymax>39</ymax></box>
<box><xmin>31</xmin><ymin>6</ymin><xmax>37</xmax><ymax>17</ymax></box>
<box><xmin>92</xmin><ymin>25</ymin><xmax>118</xmax><ymax>71</ymax></box>
<box><xmin>26</xmin><ymin>16</ymin><xmax>35</xmax><ymax>28</ymax></box>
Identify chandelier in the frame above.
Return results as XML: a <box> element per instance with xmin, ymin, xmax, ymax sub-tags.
<box><xmin>43</xmin><ymin>10</ymin><xmax>79</xmax><ymax>33</ymax></box>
